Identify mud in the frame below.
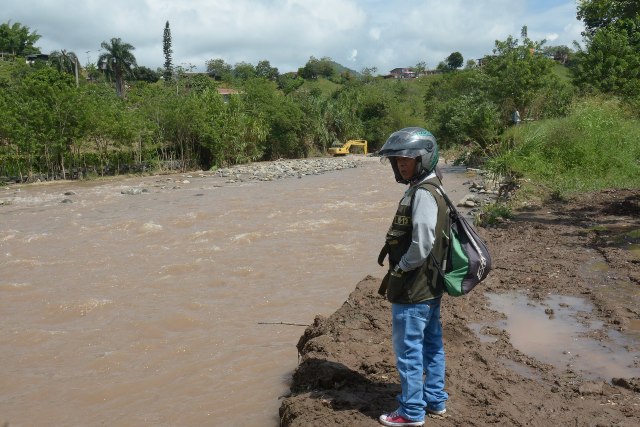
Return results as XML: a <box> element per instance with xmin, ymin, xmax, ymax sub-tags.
<box><xmin>280</xmin><ymin>189</ymin><xmax>640</xmax><ymax>426</ymax></box>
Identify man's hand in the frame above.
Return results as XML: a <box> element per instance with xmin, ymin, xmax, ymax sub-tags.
<box><xmin>391</xmin><ymin>264</ymin><xmax>404</xmax><ymax>277</ymax></box>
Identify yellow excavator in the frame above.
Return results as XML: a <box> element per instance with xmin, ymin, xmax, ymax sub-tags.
<box><xmin>328</xmin><ymin>139</ymin><xmax>368</xmax><ymax>156</ymax></box>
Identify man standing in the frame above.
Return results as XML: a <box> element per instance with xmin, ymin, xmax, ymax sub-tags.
<box><xmin>377</xmin><ymin>127</ymin><xmax>449</xmax><ymax>427</ymax></box>
<box><xmin>512</xmin><ymin>109</ymin><xmax>521</xmax><ymax>125</ymax></box>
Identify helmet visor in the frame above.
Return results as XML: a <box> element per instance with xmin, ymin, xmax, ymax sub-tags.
<box><xmin>379</xmin><ymin>148</ymin><xmax>425</xmax><ymax>159</ymax></box>
<box><xmin>379</xmin><ymin>153</ymin><xmax>419</xmax><ymax>165</ymax></box>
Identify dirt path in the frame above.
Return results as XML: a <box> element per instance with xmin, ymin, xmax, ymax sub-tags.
<box><xmin>280</xmin><ymin>189</ymin><xmax>640</xmax><ymax>426</ymax></box>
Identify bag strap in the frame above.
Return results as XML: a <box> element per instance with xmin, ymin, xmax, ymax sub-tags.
<box><xmin>420</xmin><ymin>180</ymin><xmax>453</xmax><ymax>278</ymax></box>
<box><xmin>421</xmin><ymin>181</ymin><xmax>460</xmax><ymax>221</ymax></box>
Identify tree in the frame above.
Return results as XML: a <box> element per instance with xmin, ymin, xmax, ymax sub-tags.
<box><xmin>0</xmin><ymin>21</ymin><xmax>41</xmax><ymax>56</ymax></box>
<box><xmin>577</xmin><ymin>0</ymin><xmax>640</xmax><ymax>35</ymax></box>
<box><xmin>423</xmin><ymin>70</ymin><xmax>501</xmax><ymax>147</ymax></box>
<box><xmin>446</xmin><ymin>52</ymin><xmax>464</xmax><ymax>70</ymax></box>
<box><xmin>276</xmin><ymin>73</ymin><xmax>304</xmax><ymax>94</ymax></box>
<box><xmin>206</xmin><ymin>58</ymin><xmax>232</xmax><ymax>81</ymax></box>
<box><xmin>543</xmin><ymin>45</ymin><xmax>573</xmax><ymax>65</ymax></box>
<box><xmin>361</xmin><ymin>66</ymin><xmax>378</xmax><ymax>83</ymax></box>
<box><xmin>48</xmin><ymin>50</ymin><xmax>80</xmax><ymax>87</ymax></box>
<box><xmin>573</xmin><ymin>1</ymin><xmax>640</xmax><ymax>97</ymax></box>
<box><xmin>298</xmin><ymin>56</ymin><xmax>320</xmax><ymax>79</ymax></box>
<box><xmin>163</xmin><ymin>21</ymin><xmax>173</xmax><ymax>83</ymax></box>
<box><xmin>185</xmin><ymin>73</ymin><xmax>217</xmax><ymax>93</ymax></box>
<box><xmin>573</xmin><ymin>20</ymin><xmax>640</xmax><ymax>97</ymax></box>
<box><xmin>413</xmin><ymin>61</ymin><xmax>427</xmax><ymax>76</ymax></box>
<box><xmin>298</xmin><ymin>56</ymin><xmax>335</xmax><ymax>79</ymax></box>
<box><xmin>255</xmin><ymin>60</ymin><xmax>279</xmax><ymax>81</ymax></box>
<box><xmin>482</xmin><ymin>30</ymin><xmax>555</xmax><ymax>118</ymax></box>
<box><xmin>134</xmin><ymin>66</ymin><xmax>160</xmax><ymax>83</ymax></box>
<box><xmin>241</xmin><ymin>78</ymin><xmax>303</xmax><ymax>158</ymax></box>
<box><xmin>1</xmin><ymin>67</ymin><xmax>83</xmax><ymax>179</ymax></box>
<box><xmin>317</xmin><ymin>57</ymin><xmax>335</xmax><ymax>78</ymax></box>
<box><xmin>85</xmin><ymin>63</ymin><xmax>101</xmax><ymax>82</ymax></box>
<box><xmin>233</xmin><ymin>62</ymin><xmax>256</xmax><ymax>80</ymax></box>
<box><xmin>98</xmin><ymin>37</ymin><xmax>137</xmax><ymax>98</ymax></box>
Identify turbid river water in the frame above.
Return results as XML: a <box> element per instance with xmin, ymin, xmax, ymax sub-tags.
<box><xmin>0</xmin><ymin>157</ymin><xmax>472</xmax><ymax>427</ymax></box>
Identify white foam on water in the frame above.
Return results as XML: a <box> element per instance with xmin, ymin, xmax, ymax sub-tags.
<box><xmin>0</xmin><ymin>232</ymin><xmax>17</xmax><ymax>241</ymax></box>
<box><xmin>24</xmin><ymin>233</ymin><xmax>50</xmax><ymax>243</ymax></box>
<box><xmin>323</xmin><ymin>200</ymin><xmax>358</xmax><ymax>210</ymax></box>
<box><xmin>61</xmin><ymin>298</ymin><xmax>114</xmax><ymax>316</ymax></box>
<box><xmin>323</xmin><ymin>243</ymin><xmax>356</xmax><ymax>252</ymax></box>
<box><xmin>140</xmin><ymin>222</ymin><xmax>163</xmax><ymax>233</ymax></box>
<box><xmin>230</xmin><ymin>231</ymin><xmax>263</xmax><ymax>242</ymax></box>
<box><xmin>285</xmin><ymin>218</ymin><xmax>334</xmax><ymax>231</ymax></box>
<box><xmin>0</xmin><ymin>282</ymin><xmax>31</xmax><ymax>289</ymax></box>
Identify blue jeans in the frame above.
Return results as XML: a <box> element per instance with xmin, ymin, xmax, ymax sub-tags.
<box><xmin>391</xmin><ymin>298</ymin><xmax>447</xmax><ymax>421</ymax></box>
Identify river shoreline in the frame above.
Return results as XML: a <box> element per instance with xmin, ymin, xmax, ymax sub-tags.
<box><xmin>279</xmin><ymin>187</ymin><xmax>640</xmax><ymax>426</ymax></box>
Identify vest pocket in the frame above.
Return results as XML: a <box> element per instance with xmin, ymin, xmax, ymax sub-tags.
<box><xmin>386</xmin><ymin>268</ymin><xmax>416</xmax><ymax>302</ymax></box>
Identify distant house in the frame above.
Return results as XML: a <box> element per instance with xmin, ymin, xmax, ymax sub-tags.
<box><xmin>388</xmin><ymin>68</ymin><xmax>416</xmax><ymax>79</ymax></box>
<box><xmin>217</xmin><ymin>88</ymin><xmax>240</xmax><ymax>96</ymax></box>
<box><xmin>25</xmin><ymin>54</ymin><xmax>49</xmax><ymax>65</ymax></box>
<box><xmin>217</xmin><ymin>88</ymin><xmax>241</xmax><ymax>103</ymax></box>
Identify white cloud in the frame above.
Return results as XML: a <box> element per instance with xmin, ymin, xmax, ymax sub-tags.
<box><xmin>369</xmin><ymin>27</ymin><xmax>381</xmax><ymax>41</ymax></box>
<box><xmin>4</xmin><ymin>0</ymin><xmax>583</xmax><ymax>74</ymax></box>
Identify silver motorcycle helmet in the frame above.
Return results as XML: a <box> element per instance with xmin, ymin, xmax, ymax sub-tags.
<box><xmin>379</xmin><ymin>127</ymin><xmax>439</xmax><ymax>184</ymax></box>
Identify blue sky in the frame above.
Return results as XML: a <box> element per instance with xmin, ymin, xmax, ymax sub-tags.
<box><xmin>4</xmin><ymin>0</ymin><xmax>584</xmax><ymax>74</ymax></box>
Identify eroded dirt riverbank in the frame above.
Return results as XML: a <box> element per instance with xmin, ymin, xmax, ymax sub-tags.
<box><xmin>280</xmin><ymin>189</ymin><xmax>640</xmax><ymax>426</ymax></box>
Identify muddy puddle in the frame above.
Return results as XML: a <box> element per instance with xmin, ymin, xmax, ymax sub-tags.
<box><xmin>473</xmin><ymin>292</ymin><xmax>640</xmax><ymax>381</ymax></box>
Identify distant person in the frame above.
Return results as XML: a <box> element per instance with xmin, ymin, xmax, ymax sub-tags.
<box><xmin>376</xmin><ymin>127</ymin><xmax>449</xmax><ymax>426</ymax></box>
<box><xmin>512</xmin><ymin>109</ymin><xmax>521</xmax><ymax>125</ymax></box>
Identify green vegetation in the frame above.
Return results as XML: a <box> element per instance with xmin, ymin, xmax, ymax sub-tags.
<box><xmin>477</xmin><ymin>202</ymin><xmax>514</xmax><ymax>226</ymax></box>
<box><xmin>98</xmin><ymin>38</ymin><xmax>137</xmax><ymax>98</ymax></box>
<box><xmin>0</xmin><ymin>1</ymin><xmax>639</xmax><ymax>202</ymax></box>
<box><xmin>487</xmin><ymin>97</ymin><xmax>640</xmax><ymax>195</ymax></box>
<box><xmin>0</xmin><ymin>21</ymin><xmax>41</xmax><ymax>56</ymax></box>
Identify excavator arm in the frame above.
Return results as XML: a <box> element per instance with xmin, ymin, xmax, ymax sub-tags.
<box><xmin>327</xmin><ymin>139</ymin><xmax>368</xmax><ymax>156</ymax></box>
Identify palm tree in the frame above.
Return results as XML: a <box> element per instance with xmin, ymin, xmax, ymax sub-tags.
<box><xmin>97</xmin><ymin>37</ymin><xmax>137</xmax><ymax>98</ymax></box>
<box><xmin>49</xmin><ymin>49</ymin><xmax>79</xmax><ymax>87</ymax></box>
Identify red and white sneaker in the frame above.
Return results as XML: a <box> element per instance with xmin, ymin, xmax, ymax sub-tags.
<box><xmin>379</xmin><ymin>411</ymin><xmax>424</xmax><ymax>426</ymax></box>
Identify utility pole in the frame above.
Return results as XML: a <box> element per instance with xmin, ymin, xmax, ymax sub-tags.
<box><xmin>62</xmin><ymin>49</ymin><xmax>79</xmax><ymax>88</ymax></box>
<box><xmin>73</xmin><ymin>56</ymin><xmax>79</xmax><ymax>88</ymax></box>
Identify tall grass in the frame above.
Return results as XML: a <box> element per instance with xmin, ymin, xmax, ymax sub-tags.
<box><xmin>487</xmin><ymin>96</ymin><xmax>640</xmax><ymax>195</ymax></box>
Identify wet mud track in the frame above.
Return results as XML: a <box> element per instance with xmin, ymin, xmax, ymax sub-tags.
<box><xmin>280</xmin><ymin>188</ymin><xmax>640</xmax><ymax>426</ymax></box>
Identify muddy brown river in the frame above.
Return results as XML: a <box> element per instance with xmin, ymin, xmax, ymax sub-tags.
<box><xmin>0</xmin><ymin>157</ymin><xmax>472</xmax><ymax>426</ymax></box>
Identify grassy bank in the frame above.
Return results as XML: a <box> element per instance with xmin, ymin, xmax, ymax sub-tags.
<box><xmin>487</xmin><ymin>96</ymin><xmax>640</xmax><ymax>199</ymax></box>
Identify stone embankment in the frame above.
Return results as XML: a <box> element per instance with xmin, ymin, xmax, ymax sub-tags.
<box><xmin>214</xmin><ymin>157</ymin><xmax>362</xmax><ymax>183</ymax></box>
<box><xmin>453</xmin><ymin>168</ymin><xmax>507</xmax><ymax>218</ymax></box>
<box><xmin>212</xmin><ymin>158</ymin><xmax>508</xmax><ymax>218</ymax></box>
<box><xmin>4</xmin><ymin>156</ymin><xmax>509</xmax><ymax>216</ymax></box>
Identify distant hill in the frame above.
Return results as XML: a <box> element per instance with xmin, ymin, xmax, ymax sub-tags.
<box><xmin>330</xmin><ymin>61</ymin><xmax>360</xmax><ymax>77</ymax></box>
<box><xmin>295</xmin><ymin>57</ymin><xmax>362</xmax><ymax>81</ymax></box>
